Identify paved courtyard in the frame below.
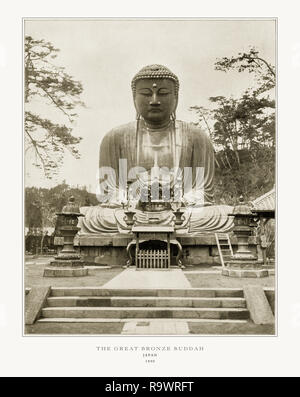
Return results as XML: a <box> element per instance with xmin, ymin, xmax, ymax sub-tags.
<box><xmin>25</xmin><ymin>256</ymin><xmax>275</xmax><ymax>290</ymax></box>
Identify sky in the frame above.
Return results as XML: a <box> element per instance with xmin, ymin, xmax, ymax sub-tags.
<box><xmin>24</xmin><ymin>19</ymin><xmax>276</xmax><ymax>192</ymax></box>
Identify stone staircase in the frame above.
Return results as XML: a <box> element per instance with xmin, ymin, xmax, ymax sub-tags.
<box><xmin>37</xmin><ymin>287</ymin><xmax>250</xmax><ymax>330</ymax></box>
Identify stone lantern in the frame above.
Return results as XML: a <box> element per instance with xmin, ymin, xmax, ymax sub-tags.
<box><xmin>43</xmin><ymin>196</ymin><xmax>88</xmax><ymax>277</ymax></box>
<box><xmin>222</xmin><ymin>196</ymin><xmax>268</xmax><ymax>278</ymax></box>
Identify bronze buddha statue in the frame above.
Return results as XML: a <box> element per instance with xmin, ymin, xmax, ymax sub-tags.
<box><xmin>78</xmin><ymin>64</ymin><xmax>233</xmax><ymax>235</ymax></box>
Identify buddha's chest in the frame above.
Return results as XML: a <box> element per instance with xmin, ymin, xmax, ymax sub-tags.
<box><xmin>137</xmin><ymin>128</ymin><xmax>174</xmax><ymax>170</ymax></box>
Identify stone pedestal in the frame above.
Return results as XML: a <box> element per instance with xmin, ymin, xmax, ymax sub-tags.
<box><xmin>222</xmin><ymin>236</ymin><xmax>268</xmax><ymax>278</ymax></box>
<box><xmin>44</xmin><ymin>233</ymin><xmax>89</xmax><ymax>277</ymax></box>
<box><xmin>43</xmin><ymin>259</ymin><xmax>88</xmax><ymax>277</ymax></box>
<box><xmin>222</xmin><ymin>263</ymin><xmax>268</xmax><ymax>278</ymax></box>
<box><xmin>72</xmin><ymin>233</ymin><xmax>259</xmax><ymax>267</ymax></box>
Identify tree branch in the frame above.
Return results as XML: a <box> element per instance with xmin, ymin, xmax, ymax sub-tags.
<box><xmin>36</xmin><ymin>81</ymin><xmax>74</xmax><ymax>122</ymax></box>
<box><xmin>25</xmin><ymin>130</ymin><xmax>47</xmax><ymax>171</ymax></box>
<box><xmin>248</xmin><ymin>55</ymin><xmax>276</xmax><ymax>77</ymax></box>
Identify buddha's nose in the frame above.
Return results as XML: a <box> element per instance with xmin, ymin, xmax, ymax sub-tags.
<box><xmin>150</xmin><ymin>93</ymin><xmax>160</xmax><ymax>106</ymax></box>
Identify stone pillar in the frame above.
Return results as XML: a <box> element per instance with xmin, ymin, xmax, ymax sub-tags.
<box><xmin>43</xmin><ymin>197</ymin><xmax>88</xmax><ymax>277</ymax></box>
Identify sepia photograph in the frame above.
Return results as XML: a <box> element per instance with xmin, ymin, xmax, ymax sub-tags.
<box><xmin>24</xmin><ymin>18</ymin><xmax>276</xmax><ymax>336</ymax></box>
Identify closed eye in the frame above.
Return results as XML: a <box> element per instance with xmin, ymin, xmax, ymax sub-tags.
<box><xmin>138</xmin><ymin>89</ymin><xmax>152</xmax><ymax>96</ymax></box>
<box><xmin>158</xmin><ymin>89</ymin><xmax>171</xmax><ymax>95</ymax></box>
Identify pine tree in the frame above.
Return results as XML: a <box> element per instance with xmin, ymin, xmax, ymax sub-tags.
<box><xmin>25</xmin><ymin>36</ymin><xmax>85</xmax><ymax>178</ymax></box>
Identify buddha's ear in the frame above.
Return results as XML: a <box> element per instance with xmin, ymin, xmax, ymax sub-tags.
<box><xmin>133</xmin><ymin>94</ymin><xmax>139</xmax><ymax>110</ymax></box>
<box><xmin>133</xmin><ymin>96</ymin><xmax>140</xmax><ymax>120</ymax></box>
<box><xmin>133</xmin><ymin>95</ymin><xmax>141</xmax><ymax>120</ymax></box>
<box><xmin>172</xmin><ymin>96</ymin><xmax>178</xmax><ymax>113</ymax></box>
<box><xmin>133</xmin><ymin>95</ymin><xmax>137</xmax><ymax>108</ymax></box>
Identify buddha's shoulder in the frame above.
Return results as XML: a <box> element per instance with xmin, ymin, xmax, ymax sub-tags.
<box><xmin>176</xmin><ymin>120</ymin><xmax>210</xmax><ymax>141</ymax></box>
<box><xmin>101</xmin><ymin>121</ymin><xmax>136</xmax><ymax>142</ymax></box>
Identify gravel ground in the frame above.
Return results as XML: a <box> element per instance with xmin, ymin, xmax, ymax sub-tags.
<box><xmin>184</xmin><ymin>273</ymin><xmax>275</xmax><ymax>288</ymax></box>
<box><xmin>25</xmin><ymin>256</ymin><xmax>123</xmax><ymax>288</ymax></box>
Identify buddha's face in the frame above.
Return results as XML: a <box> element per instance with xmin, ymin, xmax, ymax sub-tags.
<box><xmin>134</xmin><ymin>78</ymin><xmax>177</xmax><ymax>125</ymax></box>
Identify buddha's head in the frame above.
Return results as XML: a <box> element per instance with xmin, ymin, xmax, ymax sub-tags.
<box><xmin>131</xmin><ymin>64</ymin><xmax>179</xmax><ymax>126</ymax></box>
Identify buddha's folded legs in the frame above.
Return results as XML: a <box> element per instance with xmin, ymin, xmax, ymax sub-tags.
<box><xmin>78</xmin><ymin>204</ymin><xmax>234</xmax><ymax>235</ymax></box>
<box><xmin>79</xmin><ymin>206</ymin><xmax>120</xmax><ymax>235</ymax></box>
<box><xmin>187</xmin><ymin>205</ymin><xmax>234</xmax><ymax>234</ymax></box>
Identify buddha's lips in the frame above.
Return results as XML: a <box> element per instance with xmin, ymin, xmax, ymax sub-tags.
<box><xmin>149</xmin><ymin>108</ymin><xmax>162</xmax><ymax>112</ymax></box>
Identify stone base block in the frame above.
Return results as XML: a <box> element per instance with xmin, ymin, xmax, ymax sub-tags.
<box><xmin>73</xmin><ymin>233</ymin><xmax>258</xmax><ymax>267</ymax></box>
<box><xmin>48</xmin><ymin>260</ymin><xmax>84</xmax><ymax>268</ymax></box>
<box><xmin>225</xmin><ymin>260</ymin><xmax>260</xmax><ymax>269</ymax></box>
<box><xmin>43</xmin><ymin>267</ymin><xmax>88</xmax><ymax>277</ymax></box>
<box><xmin>222</xmin><ymin>268</ymin><xmax>269</xmax><ymax>278</ymax></box>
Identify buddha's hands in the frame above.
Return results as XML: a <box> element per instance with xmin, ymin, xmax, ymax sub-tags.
<box><xmin>182</xmin><ymin>194</ymin><xmax>196</xmax><ymax>208</ymax></box>
<box><xmin>100</xmin><ymin>201</ymin><xmax>123</xmax><ymax>209</ymax></box>
<box><xmin>182</xmin><ymin>189</ymin><xmax>206</xmax><ymax>208</ymax></box>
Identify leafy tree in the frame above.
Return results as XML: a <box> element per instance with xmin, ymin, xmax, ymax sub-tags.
<box><xmin>215</xmin><ymin>46</ymin><xmax>275</xmax><ymax>95</ymax></box>
<box><xmin>191</xmin><ymin>47</ymin><xmax>275</xmax><ymax>203</ymax></box>
<box><xmin>25</xmin><ymin>193</ymin><xmax>42</xmax><ymax>230</ymax></box>
<box><xmin>25</xmin><ymin>184</ymin><xmax>98</xmax><ymax>229</ymax></box>
<box><xmin>25</xmin><ymin>36</ymin><xmax>85</xmax><ymax>178</ymax></box>
<box><xmin>209</xmin><ymin>93</ymin><xmax>274</xmax><ymax>161</ymax></box>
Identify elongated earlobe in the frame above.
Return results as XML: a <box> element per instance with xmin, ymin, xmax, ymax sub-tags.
<box><xmin>171</xmin><ymin>97</ymin><xmax>178</xmax><ymax>121</ymax></box>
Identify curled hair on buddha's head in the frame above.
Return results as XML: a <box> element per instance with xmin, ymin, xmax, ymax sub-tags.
<box><xmin>131</xmin><ymin>64</ymin><xmax>180</xmax><ymax>98</ymax></box>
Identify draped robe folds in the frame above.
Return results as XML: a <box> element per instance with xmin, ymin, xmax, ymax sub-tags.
<box><xmin>79</xmin><ymin>120</ymin><xmax>234</xmax><ymax>235</ymax></box>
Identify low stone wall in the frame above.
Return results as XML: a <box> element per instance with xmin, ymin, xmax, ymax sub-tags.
<box><xmin>71</xmin><ymin>234</ymin><xmax>258</xmax><ymax>267</ymax></box>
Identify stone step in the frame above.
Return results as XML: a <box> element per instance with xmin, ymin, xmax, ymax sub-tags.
<box><xmin>46</xmin><ymin>296</ymin><xmax>246</xmax><ymax>308</ymax></box>
<box><xmin>50</xmin><ymin>287</ymin><xmax>244</xmax><ymax>298</ymax></box>
<box><xmin>41</xmin><ymin>307</ymin><xmax>250</xmax><ymax>320</ymax></box>
<box><xmin>37</xmin><ymin>317</ymin><xmax>248</xmax><ymax>324</ymax></box>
